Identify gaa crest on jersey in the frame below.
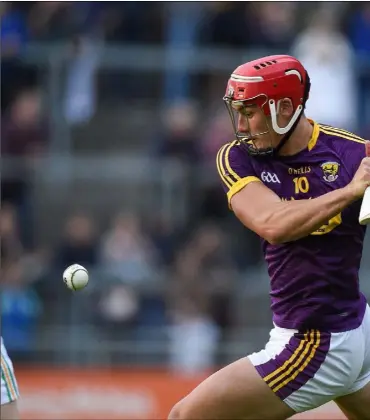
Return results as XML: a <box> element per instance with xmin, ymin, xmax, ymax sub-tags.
<box><xmin>321</xmin><ymin>161</ymin><xmax>340</xmax><ymax>182</ymax></box>
<box><xmin>261</xmin><ymin>171</ymin><xmax>281</xmax><ymax>183</ymax></box>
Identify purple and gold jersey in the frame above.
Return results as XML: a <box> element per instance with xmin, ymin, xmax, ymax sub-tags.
<box><xmin>216</xmin><ymin>121</ymin><xmax>367</xmax><ymax>332</ymax></box>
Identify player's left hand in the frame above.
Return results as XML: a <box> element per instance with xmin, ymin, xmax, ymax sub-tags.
<box><xmin>349</xmin><ymin>141</ymin><xmax>370</xmax><ymax>199</ymax></box>
<box><xmin>365</xmin><ymin>141</ymin><xmax>370</xmax><ymax>158</ymax></box>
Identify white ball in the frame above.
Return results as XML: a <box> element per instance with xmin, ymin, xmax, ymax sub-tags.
<box><xmin>63</xmin><ymin>264</ymin><xmax>89</xmax><ymax>291</ymax></box>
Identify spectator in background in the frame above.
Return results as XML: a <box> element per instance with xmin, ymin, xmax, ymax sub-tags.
<box><xmin>203</xmin><ymin>3</ymin><xmax>252</xmax><ymax>47</ymax></box>
<box><xmin>292</xmin><ymin>6</ymin><xmax>357</xmax><ymax>130</ymax></box>
<box><xmin>100</xmin><ymin>211</ymin><xmax>157</xmax><ymax>285</ymax></box>
<box><xmin>94</xmin><ymin>281</ymin><xmax>140</xmax><ymax>355</ymax></box>
<box><xmin>0</xmin><ymin>3</ymin><xmax>28</xmax><ymax>56</ymax></box>
<box><xmin>348</xmin><ymin>3</ymin><xmax>370</xmax><ymax>135</ymax></box>
<box><xmin>1</xmin><ymin>88</ymin><xmax>48</xmax><ymax>249</ymax></box>
<box><xmin>1</xmin><ymin>266</ymin><xmax>42</xmax><ymax>364</ymax></box>
<box><xmin>0</xmin><ymin>2</ymin><xmax>33</xmax><ymax>113</ymax></box>
<box><xmin>152</xmin><ymin>101</ymin><xmax>202</xmax><ymax>222</ymax></box>
<box><xmin>147</xmin><ymin>211</ymin><xmax>181</xmax><ymax>268</ymax></box>
<box><xmin>163</xmin><ymin>2</ymin><xmax>204</xmax><ymax>103</ymax></box>
<box><xmin>27</xmin><ymin>2</ymin><xmax>75</xmax><ymax>41</ymax></box>
<box><xmin>167</xmin><ymin>223</ymin><xmax>235</xmax><ymax>374</ymax></box>
<box><xmin>1</xmin><ymin>204</ymin><xmax>46</xmax><ymax>287</ymax></box>
<box><xmin>348</xmin><ymin>3</ymin><xmax>370</xmax><ymax>57</ymax></box>
<box><xmin>63</xmin><ymin>34</ymin><xmax>101</xmax><ymax>126</ymax></box>
<box><xmin>167</xmin><ymin>247</ymin><xmax>220</xmax><ymax>375</ymax></box>
<box><xmin>1</xmin><ymin>204</ymin><xmax>24</xmax><ymax>267</ymax></box>
<box><xmin>0</xmin><ymin>204</ymin><xmax>42</xmax><ymax>363</ymax></box>
<box><xmin>248</xmin><ymin>2</ymin><xmax>297</xmax><ymax>51</ymax></box>
<box><xmin>34</xmin><ymin>212</ymin><xmax>99</xmax><ymax>337</ymax></box>
<box><xmin>37</xmin><ymin>212</ymin><xmax>98</xmax><ymax>305</ymax></box>
<box><xmin>201</xmin><ymin>108</ymin><xmax>234</xmax><ymax>164</ymax></box>
<box><xmin>96</xmin><ymin>211</ymin><xmax>159</xmax><ymax>352</ymax></box>
<box><xmin>28</xmin><ymin>2</ymin><xmax>103</xmax><ymax>126</ymax></box>
<box><xmin>54</xmin><ymin>212</ymin><xmax>99</xmax><ymax>271</ymax></box>
<box><xmin>155</xmin><ymin>101</ymin><xmax>201</xmax><ymax>164</ymax></box>
<box><xmin>197</xmin><ymin>108</ymin><xmax>233</xmax><ymax>221</ymax></box>
<box><xmin>189</xmin><ymin>223</ymin><xmax>235</xmax><ymax>332</ymax></box>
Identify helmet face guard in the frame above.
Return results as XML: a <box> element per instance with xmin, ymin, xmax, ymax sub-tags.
<box><xmin>223</xmin><ymin>92</ymin><xmax>275</xmax><ymax>157</ymax></box>
<box><xmin>223</xmin><ymin>55</ymin><xmax>310</xmax><ymax>157</ymax></box>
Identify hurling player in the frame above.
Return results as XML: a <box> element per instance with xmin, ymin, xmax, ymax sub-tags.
<box><xmin>168</xmin><ymin>55</ymin><xmax>370</xmax><ymax>420</ymax></box>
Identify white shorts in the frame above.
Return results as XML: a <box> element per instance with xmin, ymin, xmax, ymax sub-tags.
<box><xmin>1</xmin><ymin>338</ymin><xmax>20</xmax><ymax>405</ymax></box>
<box><xmin>248</xmin><ymin>305</ymin><xmax>370</xmax><ymax>413</ymax></box>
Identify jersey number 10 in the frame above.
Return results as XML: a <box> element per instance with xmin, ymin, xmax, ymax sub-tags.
<box><xmin>293</xmin><ymin>177</ymin><xmax>310</xmax><ymax>194</ymax></box>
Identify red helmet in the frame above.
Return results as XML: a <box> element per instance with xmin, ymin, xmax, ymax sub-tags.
<box><xmin>224</xmin><ymin>55</ymin><xmax>311</xmax><ymax>156</ymax></box>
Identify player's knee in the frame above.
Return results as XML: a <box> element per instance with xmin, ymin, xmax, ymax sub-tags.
<box><xmin>0</xmin><ymin>400</ymin><xmax>20</xmax><ymax>420</ymax></box>
<box><xmin>168</xmin><ymin>401</ymin><xmax>182</xmax><ymax>420</ymax></box>
<box><xmin>168</xmin><ymin>399</ymin><xmax>189</xmax><ymax>420</ymax></box>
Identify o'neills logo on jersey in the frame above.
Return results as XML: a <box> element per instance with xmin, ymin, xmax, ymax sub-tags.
<box><xmin>288</xmin><ymin>166</ymin><xmax>311</xmax><ymax>175</ymax></box>
<box><xmin>321</xmin><ymin>161</ymin><xmax>340</xmax><ymax>182</ymax></box>
<box><xmin>261</xmin><ymin>171</ymin><xmax>281</xmax><ymax>183</ymax></box>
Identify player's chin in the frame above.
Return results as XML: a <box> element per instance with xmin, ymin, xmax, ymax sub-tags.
<box><xmin>250</xmin><ymin>133</ymin><xmax>271</xmax><ymax>148</ymax></box>
<box><xmin>253</xmin><ymin>140</ymin><xmax>271</xmax><ymax>151</ymax></box>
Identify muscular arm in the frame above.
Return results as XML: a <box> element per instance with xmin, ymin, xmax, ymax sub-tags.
<box><xmin>231</xmin><ymin>181</ymin><xmax>358</xmax><ymax>244</ymax></box>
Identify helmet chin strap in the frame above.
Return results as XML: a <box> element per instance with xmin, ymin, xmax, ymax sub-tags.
<box><xmin>242</xmin><ymin>108</ymin><xmax>304</xmax><ymax>158</ymax></box>
<box><xmin>269</xmin><ymin>99</ymin><xmax>304</xmax><ymax>156</ymax></box>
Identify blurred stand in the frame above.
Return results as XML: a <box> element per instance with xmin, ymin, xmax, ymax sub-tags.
<box><xmin>292</xmin><ymin>5</ymin><xmax>357</xmax><ymax>129</ymax></box>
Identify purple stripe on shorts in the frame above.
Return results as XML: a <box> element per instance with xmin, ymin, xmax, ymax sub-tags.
<box><xmin>254</xmin><ymin>330</ymin><xmax>331</xmax><ymax>401</ymax></box>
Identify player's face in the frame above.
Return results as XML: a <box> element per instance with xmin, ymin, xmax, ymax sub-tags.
<box><xmin>232</xmin><ymin>103</ymin><xmax>278</xmax><ymax>149</ymax></box>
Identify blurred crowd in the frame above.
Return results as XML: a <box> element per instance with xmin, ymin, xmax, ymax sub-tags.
<box><xmin>1</xmin><ymin>201</ymin><xmax>242</xmax><ymax>372</ymax></box>
<box><xmin>2</xmin><ymin>2</ymin><xmax>370</xmax><ymax>127</ymax></box>
<box><xmin>1</xmin><ymin>1</ymin><xmax>370</xmax><ymax>373</ymax></box>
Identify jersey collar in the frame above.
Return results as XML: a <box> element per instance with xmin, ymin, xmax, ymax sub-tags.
<box><xmin>307</xmin><ymin>119</ymin><xmax>320</xmax><ymax>151</ymax></box>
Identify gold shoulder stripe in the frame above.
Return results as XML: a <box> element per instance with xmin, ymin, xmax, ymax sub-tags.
<box><xmin>272</xmin><ymin>331</ymin><xmax>321</xmax><ymax>393</ymax></box>
<box><xmin>224</xmin><ymin>140</ymin><xmax>241</xmax><ymax>183</ymax></box>
<box><xmin>216</xmin><ymin>140</ymin><xmax>242</xmax><ymax>189</ymax></box>
<box><xmin>320</xmin><ymin>127</ymin><xmax>366</xmax><ymax>145</ymax></box>
<box><xmin>216</xmin><ymin>143</ymin><xmax>233</xmax><ymax>189</ymax></box>
<box><xmin>216</xmin><ymin>141</ymin><xmax>261</xmax><ymax>208</ymax></box>
<box><xmin>320</xmin><ymin>126</ymin><xmax>365</xmax><ymax>142</ymax></box>
<box><xmin>319</xmin><ymin>124</ymin><xmax>365</xmax><ymax>142</ymax></box>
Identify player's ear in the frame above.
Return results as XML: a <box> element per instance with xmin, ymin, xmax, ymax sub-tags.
<box><xmin>278</xmin><ymin>98</ymin><xmax>294</xmax><ymax>118</ymax></box>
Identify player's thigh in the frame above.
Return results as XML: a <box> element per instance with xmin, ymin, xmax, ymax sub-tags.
<box><xmin>335</xmin><ymin>306</ymin><xmax>370</xmax><ymax>419</ymax></box>
<box><xmin>335</xmin><ymin>381</ymin><xmax>370</xmax><ymax>420</ymax></box>
<box><xmin>0</xmin><ymin>401</ymin><xmax>20</xmax><ymax>420</ymax></box>
<box><xmin>168</xmin><ymin>357</ymin><xmax>295</xmax><ymax>420</ymax></box>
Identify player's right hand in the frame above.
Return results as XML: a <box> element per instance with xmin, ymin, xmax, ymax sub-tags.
<box><xmin>349</xmin><ymin>141</ymin><xmax>370</xmax><ymax>198</ymax></box>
